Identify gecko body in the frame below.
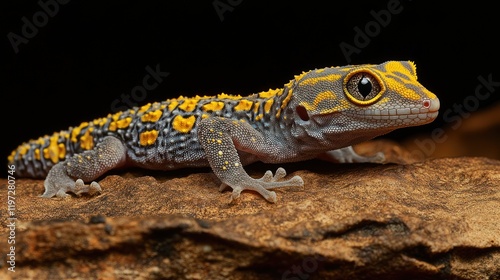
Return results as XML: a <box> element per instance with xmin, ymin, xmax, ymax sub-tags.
<box><xmin>8</xmin><ymin>61</ymin><xmax>439</xmax><ymax>202</ymax></box>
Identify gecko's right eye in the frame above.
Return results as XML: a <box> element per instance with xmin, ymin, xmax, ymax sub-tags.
<box><xmin>344</xmin><ymin>70</ymin><xmax>385</xmax><ymax>106</ymax></box>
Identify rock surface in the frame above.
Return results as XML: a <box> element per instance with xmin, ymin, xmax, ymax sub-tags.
<box><xmin>1</xmin><ymin>140</ymin><xmax>499</xmax><ymax>279</ymax></box>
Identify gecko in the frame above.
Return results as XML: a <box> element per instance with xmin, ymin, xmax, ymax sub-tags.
<box><xmin>8</xmin><ymin>61</ymin><xmax>439</xmax><ymax>203</ymax></box>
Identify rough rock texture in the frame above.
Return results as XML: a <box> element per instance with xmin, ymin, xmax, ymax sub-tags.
<box><xmin>1</xmin><ymin>140</ymin><xmax>499</xmax><ymax>279</ymax></box>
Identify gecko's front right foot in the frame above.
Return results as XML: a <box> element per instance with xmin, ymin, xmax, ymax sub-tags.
<box><xmin>220</xmin><ymin>167</ymin><xmax>304</xmax><ymax>203</ymax></box>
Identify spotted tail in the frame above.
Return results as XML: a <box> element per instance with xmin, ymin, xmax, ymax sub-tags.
<box><xmin>8</xmin><ymin>124</ymin><xmax>96</xmax><ymax>178</ymax></box>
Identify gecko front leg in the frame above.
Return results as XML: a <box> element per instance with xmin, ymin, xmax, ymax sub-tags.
<box><xmin>198</xmin><ymin>117</ymin><xmax>304</xmax><ymax>203</ymax></box>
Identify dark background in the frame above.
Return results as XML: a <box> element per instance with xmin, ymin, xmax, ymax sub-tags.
<box><xmin>2</xmin><ymin>0</ymin><xmax>499</xmax><ymax>164</ymax></box>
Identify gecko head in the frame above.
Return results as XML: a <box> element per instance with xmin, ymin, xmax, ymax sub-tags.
<box><xmin>284</xmin><ymin>61</ymin><xmax>440</xmax><ymax>146</ymax></box>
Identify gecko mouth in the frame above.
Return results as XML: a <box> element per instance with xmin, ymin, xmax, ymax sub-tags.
<box><xmin>347</xmin><ymin>98</ymin><xmax>440</xmax><ymax>124</ymax></box>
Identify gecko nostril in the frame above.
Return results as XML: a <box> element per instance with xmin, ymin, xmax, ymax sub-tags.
<box><xmin>422</xmin><ymin>99</ymin><xmax>431</xmax><ymax>108</ymax></box>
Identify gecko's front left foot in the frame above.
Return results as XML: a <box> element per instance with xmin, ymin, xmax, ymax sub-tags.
<box><xmin>220</xmin><ymin>167</ymin><xmax>304</xmax><ymax>203</ymax></box>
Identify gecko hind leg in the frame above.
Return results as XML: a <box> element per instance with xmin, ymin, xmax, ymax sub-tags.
<box><xmin>42</xmin><ymin>164</ymin><xmax>103</xmax><ymax>198</ymax></box>
<box><xmin>42</xmin><ymin>136</ymin><xmax>127</xmax><ymax>198</ymax></box>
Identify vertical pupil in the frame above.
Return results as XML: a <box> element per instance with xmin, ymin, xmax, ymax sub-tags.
<box><xmin>358</xmin><ymin>76</ymin><xmax>372</xmax><ymax>98</ymax></box>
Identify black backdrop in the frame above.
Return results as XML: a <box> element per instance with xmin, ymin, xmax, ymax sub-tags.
<box><xmin>2</xmin><ymin>0</ymin><xmax>499</xmax><ymax>164</ymax></box>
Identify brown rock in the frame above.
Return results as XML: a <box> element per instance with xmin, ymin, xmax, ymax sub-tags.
<box><xmin>1</xmin><ymin>140</ymin><xmax>499</xmax><ymax>279</ymax></box>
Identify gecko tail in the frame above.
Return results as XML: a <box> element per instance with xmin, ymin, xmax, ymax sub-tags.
<box><xmin>8</xmin><ymin>131</ymin><xmax>72</xmax><ymax>178</ymax></box>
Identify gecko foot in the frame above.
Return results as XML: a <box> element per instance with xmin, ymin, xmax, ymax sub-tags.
<box><xmin>42</xmin><ymin>161</ymin><xmax>103</xmax><ymax>198</ymax></box>
<box><xmin>48</xmin><ymin>179</ymin><xmax>102</xmax><ymax>198</ymax></box>
<box><xmin>220</xmin><ymin>167</ymin><xmax>304</xmax><ymax>203</ymax></box>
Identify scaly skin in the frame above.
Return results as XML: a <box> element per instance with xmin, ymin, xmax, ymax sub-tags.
<box><xmin>8</xmin><ymin>61</ymin><xmax>439</xmax><ymax>202</ymax></box>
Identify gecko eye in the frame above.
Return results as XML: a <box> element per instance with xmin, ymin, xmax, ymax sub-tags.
<box><xmin>346</xmin><ymin>72</ymin><xmax>381</xmax><ymax>101</ymax></box>
<box><xmin>344</xmin><ymin>71</ymin><xmax>385</xmax><ymax>106</ymax></box>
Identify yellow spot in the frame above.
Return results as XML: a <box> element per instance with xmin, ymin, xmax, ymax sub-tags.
<box><xmin>201</xmin><ymin>114</ymin><xmax>209</xmax><ymax>119</ymax></box>
<box><xmin>234</xmin><ymin>163</ymin><xmax>239</xmax><ymax>167</ymax></box>
<box><xmin>7</xmin><ymin>151</ymin><xmax>15</xmax><ymax>163</ymax></box>
<box><xmin>217</xmin><ymin>139</ymin><xmax>222</xmax><ymax>144</ymax></box>
<box><xmin>45</xmin><ymin>133</ymin><xmax>63</xmax><ymax>163</ymax></box>
<box><xmin>202</xmin><ymin>101</ymin><xmax>225</xmax><ymax>112</ymax></box>
<box><xmin>264</xmin><ymin>99</ymin><xmax>274</xmax><ymax>113</ymax></box>
<box><xmin>58</xmin><ymin>143</ymin><xmax>66</xmax><ymax>159</ymax></box>
<box><xmin>111</xmin><ymin>112</ymin><xmax>122</xmax><ymax>121</ymax></box>
<box><xmin>217</xmin><ymin>93</ymin><xmax>242</xmax><ymax>100</ymax></box>
<box><xmin>385</xmin><ymin>61</ymin><xmax>417</xmax><ymax>79</ymax></box>
<box><xmin>109</xmin><ymin>117</ymin><xmax>132</xmax><ymax>132</ymax></box>
<box><xmin>253</xmin><ymin>102</ymin><xmax>260</xmax><ymax>113</ymax></box>
<box><xmin>141</xmin><ymin>110</ymin><xmax>163</xmax><ymax>122</ymax></box>
<box><xmin>299</xmin><ymin>90</ymin><xmax>337</xmax><ymax>112</ymax></box>
<box><xmin>224</xmin><ymin>161</ymin><xmax>228</xmax><ymax>165</ymax></box>
<box><xmin>234</xmin><ymin>100</ymin><xmax>253</xmax><ymax>111</ymax></box>
<box><xmin>117</xmin><ymin>117</ymin><xmax>132</xmax><ymax>129</ymax></box>
<box><xmin>218</xmin><ymin>151</ymin><xmax>223</xmax><ymax>156</ymax></box>
<box><xmin>178</xmin><ymin>98</ymin><xmax>199</xmax><ymax>112</ymax></box>
<box><xmin>255</xmin><ymin>114</ymin><xmax>263</xmax><ymax>121</ymax></box>
<box><xmin>222</xmin><ymin>166</ymin><xmax>227</xmax><ymax>170</ymax></box>
<box><xmin>139</xmin><ymin>130</ymin><xmax>159</xmax><ymax>146</ymax></box>
<box><xmin>258</xmin><ymin>88</ymin><xmax>280</xmax><ymax>98</ymax></box>
<box><xmin>172</xmin><ymin>115</ymin><xmax>196</xmax><ymax>133</ymax></box>
<box><xmin>376</xmin><ymin>61</ymin><xmax>426</xmax><ymax>100</ymax></box>
<box><xmin>168</xmin><ymin>100</ymin><xmax>179</xmax><ymax>111</ymax></box>
<box><xmin>315</xmin><ymin>68</ymin><xmax>326</xmax><ymax>73</ymax></box>
<box><xmin>276</xmin><ymin>89</ymin><xmax>293</xmax><ymax>118</ymax></box>
<box><xmin>34</xmin><ymin>148</ymin><xmax>41</xmax><ymax>160</ymax></box>
<box><xmin>280</xmin><ymin>88</ymin><xmax>293</xmax><ymax>110</ymax></box>
<box><xmin>138</xmin><ymin>103</ymin><xmax>152</xmax><ymax>113</ymax></box>
<box><xmin>71</xmin><ymin>122</ymin><xmax>89</xmax><ymax>143</ymax></box>
<box><xmin>18</xmin><ymin>144</ymin><xmax>30</xmax><ymax>156</ymax></box>
<box><xmin>108</xmin><ymin>122</ymin><xmax>117</xmax><ymax>132</ymax></box>
<box><xmin>93</xmin><ymin>117</ymin><xmax>108</xmax><ymax>127</ymax></box>
<box><xmin>79</xmin><ymin>129</ymin><xmax>94</xmax><ymax>150</ymax></box>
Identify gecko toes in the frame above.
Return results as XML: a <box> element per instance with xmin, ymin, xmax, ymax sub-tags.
<box><xmin>74</xmin><ymin>179</ymin><xmax>102</xmax><ymax>196</ymax></box>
